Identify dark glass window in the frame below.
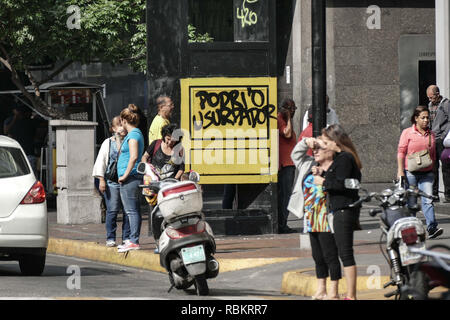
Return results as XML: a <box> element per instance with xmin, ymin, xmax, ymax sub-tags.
<box><xmin>418</xmin><ymin>60</ymin><xmax>436</xmax><ymax>106</ymax></box>
<box><xmin>0</xmin><ymin>147</ymin><xmax>31</xmax><ymax>178</ymax></box>
<box><xmin>188</xmin><ymin>0</ymin><xmax>269</xmax><ymax>42</ymax></box>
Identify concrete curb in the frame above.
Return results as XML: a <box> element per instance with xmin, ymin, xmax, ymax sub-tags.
<box><xmin>47</xmin><ymin>238</ymin><xmax>298</xmax><ymax>273</ymax></box>
<box><xmin>281</xmin><ymin>268</ymin><xmax>390</xmax><ymax>297</ymax></box>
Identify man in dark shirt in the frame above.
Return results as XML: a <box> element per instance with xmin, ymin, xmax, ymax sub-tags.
<box><xmin>427</xmin><ymin>85</ymin><xmax>450</xmax><ymax>202</ymax></box>
<box><xmin>277</xmin><ymin>98</ymin><xmax>298</xmax><ymax>233</ymax></box>
<box><xmin>3</xmin><ymin>105</ymin><xmax>38</xmax><ymax>175</ymax></box>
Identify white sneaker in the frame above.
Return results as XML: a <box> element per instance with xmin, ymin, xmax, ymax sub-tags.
<box><xmin>117</xmin><ymin>242</ymin><xmax>141</xmax><ymax>253</ymax></box>
<box><xmin>106</xmin><ymin>240</ymin><xmax>116</xmax><ymax>247</ymax></box>
<box><xmin>117</xmin><ymin>240</ymin><xmax>131</xmax><ymax>250</ymax></box>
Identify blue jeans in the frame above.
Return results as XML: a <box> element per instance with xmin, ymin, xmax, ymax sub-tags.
<box><xmin>119</xmin><ymin>175</ymin><xmax>142</xmax><ymax>244</ymax></box>
<box><xmin>104</xmin><ymin>181</ymin><xmax>130</xmax><ymax>242</ymax></box>
<box><xmin>278</xmin><ymin>166</ymin><xmax>295</xmax><ymax>230</ymax></box>
<box><xmin>405</xmin><ymin>170</ymin><xmax>438</xmax><ymax>232</ymax></box>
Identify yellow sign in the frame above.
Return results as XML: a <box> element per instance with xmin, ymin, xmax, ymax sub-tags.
<box><xmin>180</xmin><ymin>77</ymin><xmax>278</xmax><ymax>184</ymax></box>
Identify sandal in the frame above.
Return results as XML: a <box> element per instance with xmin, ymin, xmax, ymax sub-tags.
<box><xmin>311</xmin><ymin>294</ymin><xmax>327</xmax><ymax>300</ymax></box>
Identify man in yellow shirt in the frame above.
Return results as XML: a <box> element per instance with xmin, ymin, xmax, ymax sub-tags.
<box><xmin>148</xmin><ymin>95</ymin><xmax>174</xmax><ymax>145</ymax></box>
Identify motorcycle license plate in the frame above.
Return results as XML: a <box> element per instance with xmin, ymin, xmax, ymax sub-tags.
<box><xmin>181</xmin><ymin>245</ymin><xmax>206</xmax><ymax>265</ymax></box>
<box><xmin>399</xmin><ymin>243</ymin><xmax>426</xmax><ymax>266</ymax></box>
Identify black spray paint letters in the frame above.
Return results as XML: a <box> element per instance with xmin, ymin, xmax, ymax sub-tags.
<box><xmin>193</xmin><ymin>87</ymin><xmax>276</xmax><ymax>130</ymax></box>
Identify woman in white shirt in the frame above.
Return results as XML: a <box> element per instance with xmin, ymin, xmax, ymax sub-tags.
<box><xmin>92</xmin><ymin>116</ymin><xmax>130</xmax><ymax>247</ymax></box>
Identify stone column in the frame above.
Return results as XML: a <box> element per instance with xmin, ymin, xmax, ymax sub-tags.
<box><xmin>436</xmin><ymin>0</ymin><xmax>450</xmax><ymax>97</ymax></box>
<box><xmin>49</xmin><ymin>120</ymin><xmax>102</xmax><ymax>224</ymax></box>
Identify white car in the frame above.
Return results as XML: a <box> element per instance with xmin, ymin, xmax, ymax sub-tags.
<box><xmin>0</xmin><ymin>135</ymin><xmax>48</xmax><ymax>275</ymax></box>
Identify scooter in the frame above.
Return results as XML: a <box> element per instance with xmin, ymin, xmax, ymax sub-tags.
<box><xmin>137</xmin><ymin>163</ymin><xmax>219</xmax><ymax>296</ymax></box>
<box><xmin>346</xmin><ymin>179</ymin><xmax>436</xmax><ymax>300</ymax></box>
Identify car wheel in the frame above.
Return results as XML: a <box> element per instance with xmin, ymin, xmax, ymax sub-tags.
<box><xmin>19</xmin><ymin>252</ymin><xmax>46</xmax><ymax>276</ymax></box>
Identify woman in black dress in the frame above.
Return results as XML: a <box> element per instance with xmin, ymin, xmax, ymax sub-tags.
<box><xmin>314</xmin><ymin>124</ymin><xmax>362</xmax><ymax>300</ymax></box>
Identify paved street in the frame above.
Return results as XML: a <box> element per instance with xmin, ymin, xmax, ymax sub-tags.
<box><xmin>0</xmin><ymin>199</ymin><xmax>448</xmax><ymax>300</ymax></box>
<box><xmin>0</xmin><ymin>254</ymin><xmax>307</xmax><ymax>300</ymax></box>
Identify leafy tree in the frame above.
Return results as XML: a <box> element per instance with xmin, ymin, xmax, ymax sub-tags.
<box><xmin>0</xmin><ymin>0</ymin><xmax>212</xmax><ymax>119</ymax></box>
<box><xmin>0</xmin><ymin>0</ymin><xmax>145</xmax><ymax>118</ymax></box>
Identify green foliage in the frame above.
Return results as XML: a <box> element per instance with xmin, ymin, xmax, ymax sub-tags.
<box><xmin>0</xmin><ymin>0</ymin><xmax>145</xmax><ymax>71</ymax></box>
<box><xmin>0</xmin><ymin>1</ymin><xmax>213</xmax><ymax>74</ymax></box>
<box><xmin>0</xmin><ymin>1</ymin><xmax>214</xmax><ymax>115</ymax></box>
<box><xmin>0</xmin><ymin>0</ymin><xmax>146</xmax><ymax>117</ymax></box>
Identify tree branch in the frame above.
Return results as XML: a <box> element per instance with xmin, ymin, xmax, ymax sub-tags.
<box><xmin>0</xmin><ymin>43</ymin><xmax>65</xmax><ymax>119</ymax></box>
<box><xmin>0</xmin><ymin>55</ymin><xmax>12</xmax><ymax>71</ymax></box>
<box><xmin>24</xmin><ymin>65</ymin><xmax>42</xmax><ymax>97</ymax></box>
<box><xmin>119</xmin><ymin>53</ymin><xmax>146</xmax><ymax>63</ymax></box>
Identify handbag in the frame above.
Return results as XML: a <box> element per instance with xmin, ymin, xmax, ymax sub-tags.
<box><xmin>441</xmin><ymin>148</ymin><xmax>450</xmax><ymax>164</ymax></box>
<box><xmin>407</xmin><ymin>134</ymin><xmax>432</xmax><ymax>172</ymax></box>
<box><xmin>104</xmin><ymin>139</ymin><xmax>123</xmax><ymax>183</ymax></box>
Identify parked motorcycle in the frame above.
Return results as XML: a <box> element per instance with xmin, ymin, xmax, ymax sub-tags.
<box><xmin>137</xmin><ymin>163</ymin><xmax>219</xmax><ymax>296</ymax></box>
<box><xmin>345</xmin><ymin>179</ymin><xmax>437</xmax><ymax>300</ymax></box>
<box><xmin>405</xmin><ymin>245</ymin><xmax>450</xmax><ymax>300</ymax></box>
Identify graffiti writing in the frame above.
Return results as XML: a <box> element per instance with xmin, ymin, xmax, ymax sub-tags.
<box><xmin>236</xmin><ymin>0</ymin><xmax>259</xmax><ymax>28</ymax></box>
<box><xmin>193</xmin><ymin>87</ymin><xmax>276</xmax><ymax>130</ymax></box>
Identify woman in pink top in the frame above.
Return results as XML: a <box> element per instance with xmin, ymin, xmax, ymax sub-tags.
<box><xmin>397</xmin><ymin>106</ymin><xmax>443</xmax><ymax>239</ymax></box>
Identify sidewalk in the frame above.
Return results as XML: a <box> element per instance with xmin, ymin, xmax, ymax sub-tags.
<box><xmin>47</xmin><ymin>199</ymin><xmax>450</xmax><ymax>300</ymax></box>
<box><xmin>48</xmin><ymin>210</ymin><xmax>308</xmax><ymax>273</ymax></box>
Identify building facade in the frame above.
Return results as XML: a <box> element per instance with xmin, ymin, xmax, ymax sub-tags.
<box><xmin>283</xmin><ymin>0</ymin><xmax>437</xmax><ymax>182</ymax></box>
<box><xmin>11</xmin><ymin>0</ymin><xmax>445</xmax><ymax>187</ymax></box>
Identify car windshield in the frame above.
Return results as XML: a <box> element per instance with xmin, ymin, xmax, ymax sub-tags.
<box><xmin>0</xmin><ymin>146</ymin><xmax>30</xmax><ymax>178</ymax></box>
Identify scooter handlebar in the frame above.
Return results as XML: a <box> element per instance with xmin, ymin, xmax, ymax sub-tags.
<box><xmin>369</xmin><ymin>209</ymin><xmax>383</xmax><ymax>217</ymax></box>
<box><xmin>139</xmin><ymin>182</ymin><xmax>161</xmax><ymax>192</ymax></box>
<box><xmin>407</xmin><ymin>188</ymin><xmax>436</xmax><ymax>200</ymax></box>
<box><xmin>348</xmin><ymin>198</ymin><xmax>365</xmax><ymax>208</ymax></box>
<box><xmin>348</xmin><ymin>193</ymin><xmax>373</xmax><ymax>208</ymax></box>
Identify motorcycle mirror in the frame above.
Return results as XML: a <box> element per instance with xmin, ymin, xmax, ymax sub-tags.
<box><xmin>189</xmin><ymin>171</ymin><xmax>200</xmax><ymax>183</ymax></box>
<box><xmin>345</xmin><ymin>179</ymin><xmax>360</xmax><ymax>190</ymax></box>
<box><xmin>137</xmin><ymin>162</ymin><xmax>147</xmax><ymax>175</ymax></box>
<box><xmin>381</xmin><ymin>189</ymin><xmax>393</xmax><ymax>197</ymax></box>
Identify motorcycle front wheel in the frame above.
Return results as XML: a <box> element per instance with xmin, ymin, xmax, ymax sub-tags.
<box><xmin>194</xmin><ymin>274</ymin><xmax>209</xmax><ymax>296</ymax></box>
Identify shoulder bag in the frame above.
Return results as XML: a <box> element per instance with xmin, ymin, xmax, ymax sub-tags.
<box><xmin>407</xmin><ymin>134</ymin><xmax>432</xmax><ymax>172</ymax></box>
<box><xmin>104</xmin><ymin>138</ymin><xmax>123</xmax><ymax>183</ymax></box>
